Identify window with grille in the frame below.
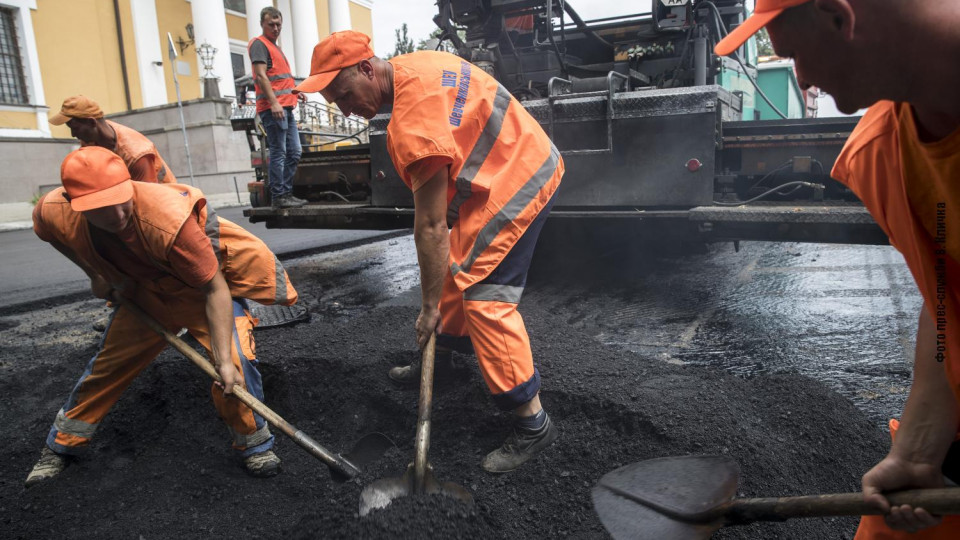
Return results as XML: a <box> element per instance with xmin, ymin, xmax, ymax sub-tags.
<box><xmin>0</xmin><ymin>7</ymin><xmax>28</xmax><ymax>105</ymax></box>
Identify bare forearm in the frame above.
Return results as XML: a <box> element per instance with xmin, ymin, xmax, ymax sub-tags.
<box><xmin>892</xmin><ymin>303</ymin><xmax>958</xmax><ymax>463</ymax></box>
<box><xmin>255</xmin><ymin>73</ymin><xmax>280</xmax><ymax>107</ymax></box>
<box><xmin>414</xmin><ymin>222</ymin><xmax>449</xmax><ymax>310</ymax></box>
<box><xmin>204</xmin><ymin>271</ymin><xmax>235</xmax><ymax>370</ymax></box>
<box><xmin>50</xmin><ymin>240</ymin><xmax>101</xmax><ymax>281</ymax></box>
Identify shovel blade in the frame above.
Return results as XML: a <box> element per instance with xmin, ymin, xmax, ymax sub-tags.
<box><xmin>592</xmin><ymin>486</ymin><xmax>719</xmax><ymax>540</ymax></box>
<box><xmin>330</xmin><ymin>432</ymin><xmax>397</xmax><ymax>483</ymax></box>
<box><xmin>592</xmin><ymin>455</ymin><xmax>740</xmax><ymax>540</ymax></box>
<box><xmin>358</xmin><ymin>463</ymin><xmax>474</xmax><ymax>517</ymax></box>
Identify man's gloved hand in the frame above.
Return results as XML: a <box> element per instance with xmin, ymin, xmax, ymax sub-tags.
<box><xmin>863</xmin><ymin>454</ymin><xmax>944</xmax><ymax>533</ymax></box>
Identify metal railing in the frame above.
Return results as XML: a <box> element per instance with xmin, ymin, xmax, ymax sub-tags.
<box><xmin>297</xmin><ymin>100</ymin><xmax>369</xmax><ymax>147</ymax></box>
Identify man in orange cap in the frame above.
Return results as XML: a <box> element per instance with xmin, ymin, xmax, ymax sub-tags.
<box><xmin>715</xmin><ymin>1</ymin><xmax>960</xmax><ymax>538</ymax></box>
<box><xmin>24</xmin><ymin>146</ymin><xmax>299</xmax><ymax>487</ymax></box>
<box><xmin>50</xmin><ymin>95</ymin><xmax>177</xmax><ymax>184</ymax></box>
<box><xmin>294</xmin><ymin>31</ymin><xmax>563</xmax><ymax>473</ymax></box>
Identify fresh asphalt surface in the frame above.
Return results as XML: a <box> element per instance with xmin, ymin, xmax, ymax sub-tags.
<box><xmin>0</xmin><ymin>206</ymin><xmax>400</xmax><ymax>310</ymax></box>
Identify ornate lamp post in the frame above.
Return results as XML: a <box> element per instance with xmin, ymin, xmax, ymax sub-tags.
<box><xmin>197</xmin><ymin>41</ymin><xmax>220</xmax><ymax>99</ymax></box>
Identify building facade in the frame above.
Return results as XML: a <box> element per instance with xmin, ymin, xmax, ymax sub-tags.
<box><xmin>0</xmin><ymin>0</ymin><xmax>373</xmax><ymax>139</ymax></box>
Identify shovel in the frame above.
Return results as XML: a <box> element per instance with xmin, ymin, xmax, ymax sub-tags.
<box><xmin>113</xmin><ymin>293</ymin><xmax>394</xmax><ymax>483</ymax></box>
<box><xmin>358</xmin><ymin>334</ymin><xmax>474</xmax><ymax>516</ymax></box>
<box><xmin>592</xmin><ymin>454</ymin><xmax>960</xmax><ymax>539</ymax></box>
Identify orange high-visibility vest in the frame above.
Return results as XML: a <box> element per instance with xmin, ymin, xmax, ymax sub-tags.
<box><xmin>35</xmin><ymin>182</ymin><xmax>297</xmax><ymax>306</ymax></box>
<box><xmin>249</xmin><ymin>35</ymin><xmax>297</xmax><ymax>114</ymax></box>
<box><xmin>386</xmin><ymin>51</ymin><xmax>564</xmax><ymax>291</ymax></box>
<box><xmin>106</xmin><ymin>120</ymin><xmax>176</xmax><ymax>184</ymax></box>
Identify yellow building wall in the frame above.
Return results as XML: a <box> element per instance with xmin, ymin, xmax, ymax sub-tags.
<box><xmin>156</xmin><ymin>0</ymin><xmax>201</xmax><ymax>103</ymax></box>
<box><xmin>0</xmin><ymin>110</ymin><xmax>38</xmax><ymax>130</ymax></box>
<box><xmin>349</xmin><ymin>3</ymin><xmax>373</xmax><ymax>44</ymax></box>
<box><xmin>33</xmin><ymin>0</ymin><xmax>142</xmax><ymax>138</ymax></box>
<box><xmin>226</xmin><ymin>12</ymin><xmax>247</xmax><ymax>41</ymax></box>
<box><xmin>315</xmin><ymin>0</ymin><xmax>330</xmax><ymax>38</ymax></box>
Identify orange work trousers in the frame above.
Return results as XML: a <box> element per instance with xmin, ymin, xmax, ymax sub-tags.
<box><xmin>438</xmin><ymin>193</ymin><xmax>555</xmax><ymax>410</ymax></box>
<box><xmin>46</xmin><ymin>292</ymin><xmax>272</xmax><ymax>457</ymax></box>
<box><xmin>854</xmin><ymin>419</ymin><xmax>960</xmax><ymax>539</ymax></box>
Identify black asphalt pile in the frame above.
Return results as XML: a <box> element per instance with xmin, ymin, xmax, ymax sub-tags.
<box><xmin>1</xmin><ymin>287</ymin><xmax>887</xmax><ymax>539</ymax></box>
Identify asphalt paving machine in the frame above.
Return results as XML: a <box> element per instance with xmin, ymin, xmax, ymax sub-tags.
<box><xmin>236</xmin><ymin>0</ymin><xmax>886</xmax><ymax>245</ymax></box>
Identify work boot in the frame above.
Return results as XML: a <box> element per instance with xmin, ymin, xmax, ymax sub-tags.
<box><xmin>243</xmin><ymin>450</ymin><xmax>281</xmax><ymax>478</ymax></box>
<box><xmin>387</xmin><ymin>352</ymin><xmax>466</xmax><ymax>387</ymax></box>
<box><xmin>482</xmin><ymin>413</ymin><xmax>559</xmax><ymax>473</ymax></box>
<box><xmin>25</xmin><ymin>447</ymin><xmax>69</xmax><ymax>488</ymax></box>
<box><xmin>272</xmin><ymin>193</ymin><xmax>307</xmax><ymax>209</ymax></box>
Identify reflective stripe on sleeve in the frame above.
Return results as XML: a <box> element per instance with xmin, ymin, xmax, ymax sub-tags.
<box><xmin>274</xmin><ymin>256</ymin><xmax>288</xmax><ymax>304</ymax></box>
<box><xmin>204</xmin><ymin>206</ymin><xmax>222</xmax><ymax>264</ymax></box>
<box><xmin>231</xmin><ymin>423</ymin><xmax>272</xmax><ymax>448</ymax></box>
<box><xmin>447</xmin><ymin>84</ymin><xmax>513</xmax><ymax>224</ymax></box>
<box><xmin>54</xmin><ymin>408</ymin><xmax>97</xmax><ymax>439</ymax></box>
<box><xmin>464</xmin><ymin>284</ymin><xmax>524</xmax><ymax>304</ymax></box>
<box><xmin>453</xmin><ymin>144</ymin><xmax>560</xmax><ymax>275</ymax></box>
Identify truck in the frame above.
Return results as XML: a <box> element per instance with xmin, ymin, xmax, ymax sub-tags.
<box><xmin>233</xmin><ymin>0</ymin><xmax>886</xmax><ymax>246</ymax></box>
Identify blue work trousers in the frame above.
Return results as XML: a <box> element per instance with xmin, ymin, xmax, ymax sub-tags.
<box><xmin>259</xmin><ymin>107</ymin><xmax>302</xmax><ymax>198</ymax></box>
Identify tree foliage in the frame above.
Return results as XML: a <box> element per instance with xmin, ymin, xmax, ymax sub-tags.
<box><xmin>755</xmin><ymin>28</ymin><xmax>775</xmax><ymax>57</ymax></box>
<box><xmin>386</xmin><ymin>23</ymin><xmax>416</xmax><ymax>59</ymax></box>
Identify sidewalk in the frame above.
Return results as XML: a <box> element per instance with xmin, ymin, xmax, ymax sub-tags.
<box><xmin>0</xmin><ymin>191</ymin><xmax>250</xmax><ymax>232</ymax></box>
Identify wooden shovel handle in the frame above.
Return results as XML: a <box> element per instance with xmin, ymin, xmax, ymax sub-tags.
<box><xmin>728</xmin><ymin>488</ymin><xmax>960</xmax><ymax>523</ymax></box>
<box><xmin>413</xmin><ymin>333</ymin><xmax>437</xmax><ymax>494</ymax></box>
<box><xmin>113</xmin><ymin>294</ymin><xmax>359</xmax><ymax>479</ymax></box>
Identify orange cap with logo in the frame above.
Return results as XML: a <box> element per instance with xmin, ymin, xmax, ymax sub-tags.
<box><xmin>293</xmin><ymin>31</ymin><xmax>375</xmax><ymax>95</ymax></box>
<box><xmin>60</xmin><ymin>146</ymin><xmax>133</xmax><ymax>212</ymax></box>
<box><xmin>49</xmin><ymin>95</ymin><xmax>104</xmax><ymax>126</ymax></box>
<box><xmin>714</xmin><ymin>0</ymin><xmax>811</xmax><ymax>56</ymax></box>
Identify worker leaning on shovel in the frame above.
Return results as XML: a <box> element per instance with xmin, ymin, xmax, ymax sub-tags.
<box><xmin>50</xmin><ymin>95</ymin><xmax>177</xmax><ymax>184</ymax></box>
<box><xmin>25</xmin><ymin>146</ymin><xmax>298</xmax><ymax>487</ymax></box>
<box><xmin>294</xmin><ymin>31</ymin><xmax>563</xmax><ymax>473</ymax></box>
<box><xmin>715</xmin><ymin>0</ymin><xmax>960</xmax><ymax>538</ymax></box>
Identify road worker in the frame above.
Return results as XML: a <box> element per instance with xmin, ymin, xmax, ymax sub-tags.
<box><xmin>249</xmin><ymin>6</ymin><xmax>306</xmax><ymax>209</ymax></box>
<box><xmin>294</xmin><ymin>31</ymin><xmax>563</xmax><ymax>473</ymax></box>
<box><xmin>50</xmin><ymin>95</ymin><xmax>177</xmax><ymax>184</ymax></box>
<box><xmin>25</xmin><ymin>146</ymin><xmax>298</xmax><ymax>487</ymax></box>
<box><xmin>715</xmin><ymin>1</ymin><xmax>960</xmax><ymax>538</ymax></box>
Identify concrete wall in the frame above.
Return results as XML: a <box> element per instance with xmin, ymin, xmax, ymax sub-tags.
<box><xmin>0</xmin><ymin>137</ymin><xmax>78</xmax><ymax>204</ymax></box>
<box><xmin>106</xmin><ymin>98</ymin><xmax>255</xmax><ymax>198</ymax></box>
<box><xmin>0</xmin><ymin>97</ymin><xmax>254</xmax><ymax>204</ymax></box>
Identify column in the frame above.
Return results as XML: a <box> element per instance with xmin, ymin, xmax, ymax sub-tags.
<box><xmin>328</xmin><ymin>0</ymin><xmax>352</xmax><ymax>33</ymax></box>
<box><xmin>245</xmin><ymin>0</ymin><xmax>272</xmax><ymax>45</ymax></box>
<box><xmin>189</xmin><ymin>0</ymin><xmax>235</xmax><ymax>98</ymax></box>
<box><xmin>130</xmin><ymin>0</ymin><xmax>168</xmax><ymax>107</ymax></box>
<box><xmin>290</xmin><ymin>0</ymin><xmax>319</xmax><ymax>78</ymax></box>
<box><xmin>276</xmin><ymin>0</ymin><xmax>298</xmax><ymax>76</ymax></box>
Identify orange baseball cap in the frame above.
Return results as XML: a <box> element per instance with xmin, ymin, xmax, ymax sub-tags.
<box><xmin>293</xmin><ymin>31</ymin><xmax>375</xmax><ymax>95</ymax></box>
<box><xmin>60</xmin><ymin>146</ymin><xmax>133</xmax><ymax>212</ymax></box>
<box><xmin>714</xmin><ymin>0</ymin><xmax>811</xmax><ymax>56</ymax></box>
<box><xmin>49</xmin><ymin>95</ymin><xmax>104</xmax><ymax>126</ymax></box>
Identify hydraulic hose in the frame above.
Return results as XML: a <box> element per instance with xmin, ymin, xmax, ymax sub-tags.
<box><xmin>562</xmin><ymin>1</ymin><xmax>614</xmax><ymax>49</ymax></box>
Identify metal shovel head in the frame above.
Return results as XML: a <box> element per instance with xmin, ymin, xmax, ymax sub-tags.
<box><xmin>358</xmin><ymin>462</ymin><xmax>474</xmax><ymax>517</ymax></box>
<box><xmin>329</xmin><ymin>432</ymin><xmax>396</xmax><ymax>483</ymax></box>
<box><xmin>591</xmin><ymin>455</ymin><xmax>740</xmax><ymax>540</ymax></box>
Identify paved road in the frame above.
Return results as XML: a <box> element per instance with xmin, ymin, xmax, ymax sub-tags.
<box><xmin>0</xmin><ymin>206</ymin><xmax>402</xmax><ymax>309</ymax></box>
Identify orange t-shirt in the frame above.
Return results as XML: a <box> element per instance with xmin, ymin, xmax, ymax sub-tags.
<box><xmin>832</xmin><ymin>101</ymin><xmax>960</xmax><ymax>399</ymax></box>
